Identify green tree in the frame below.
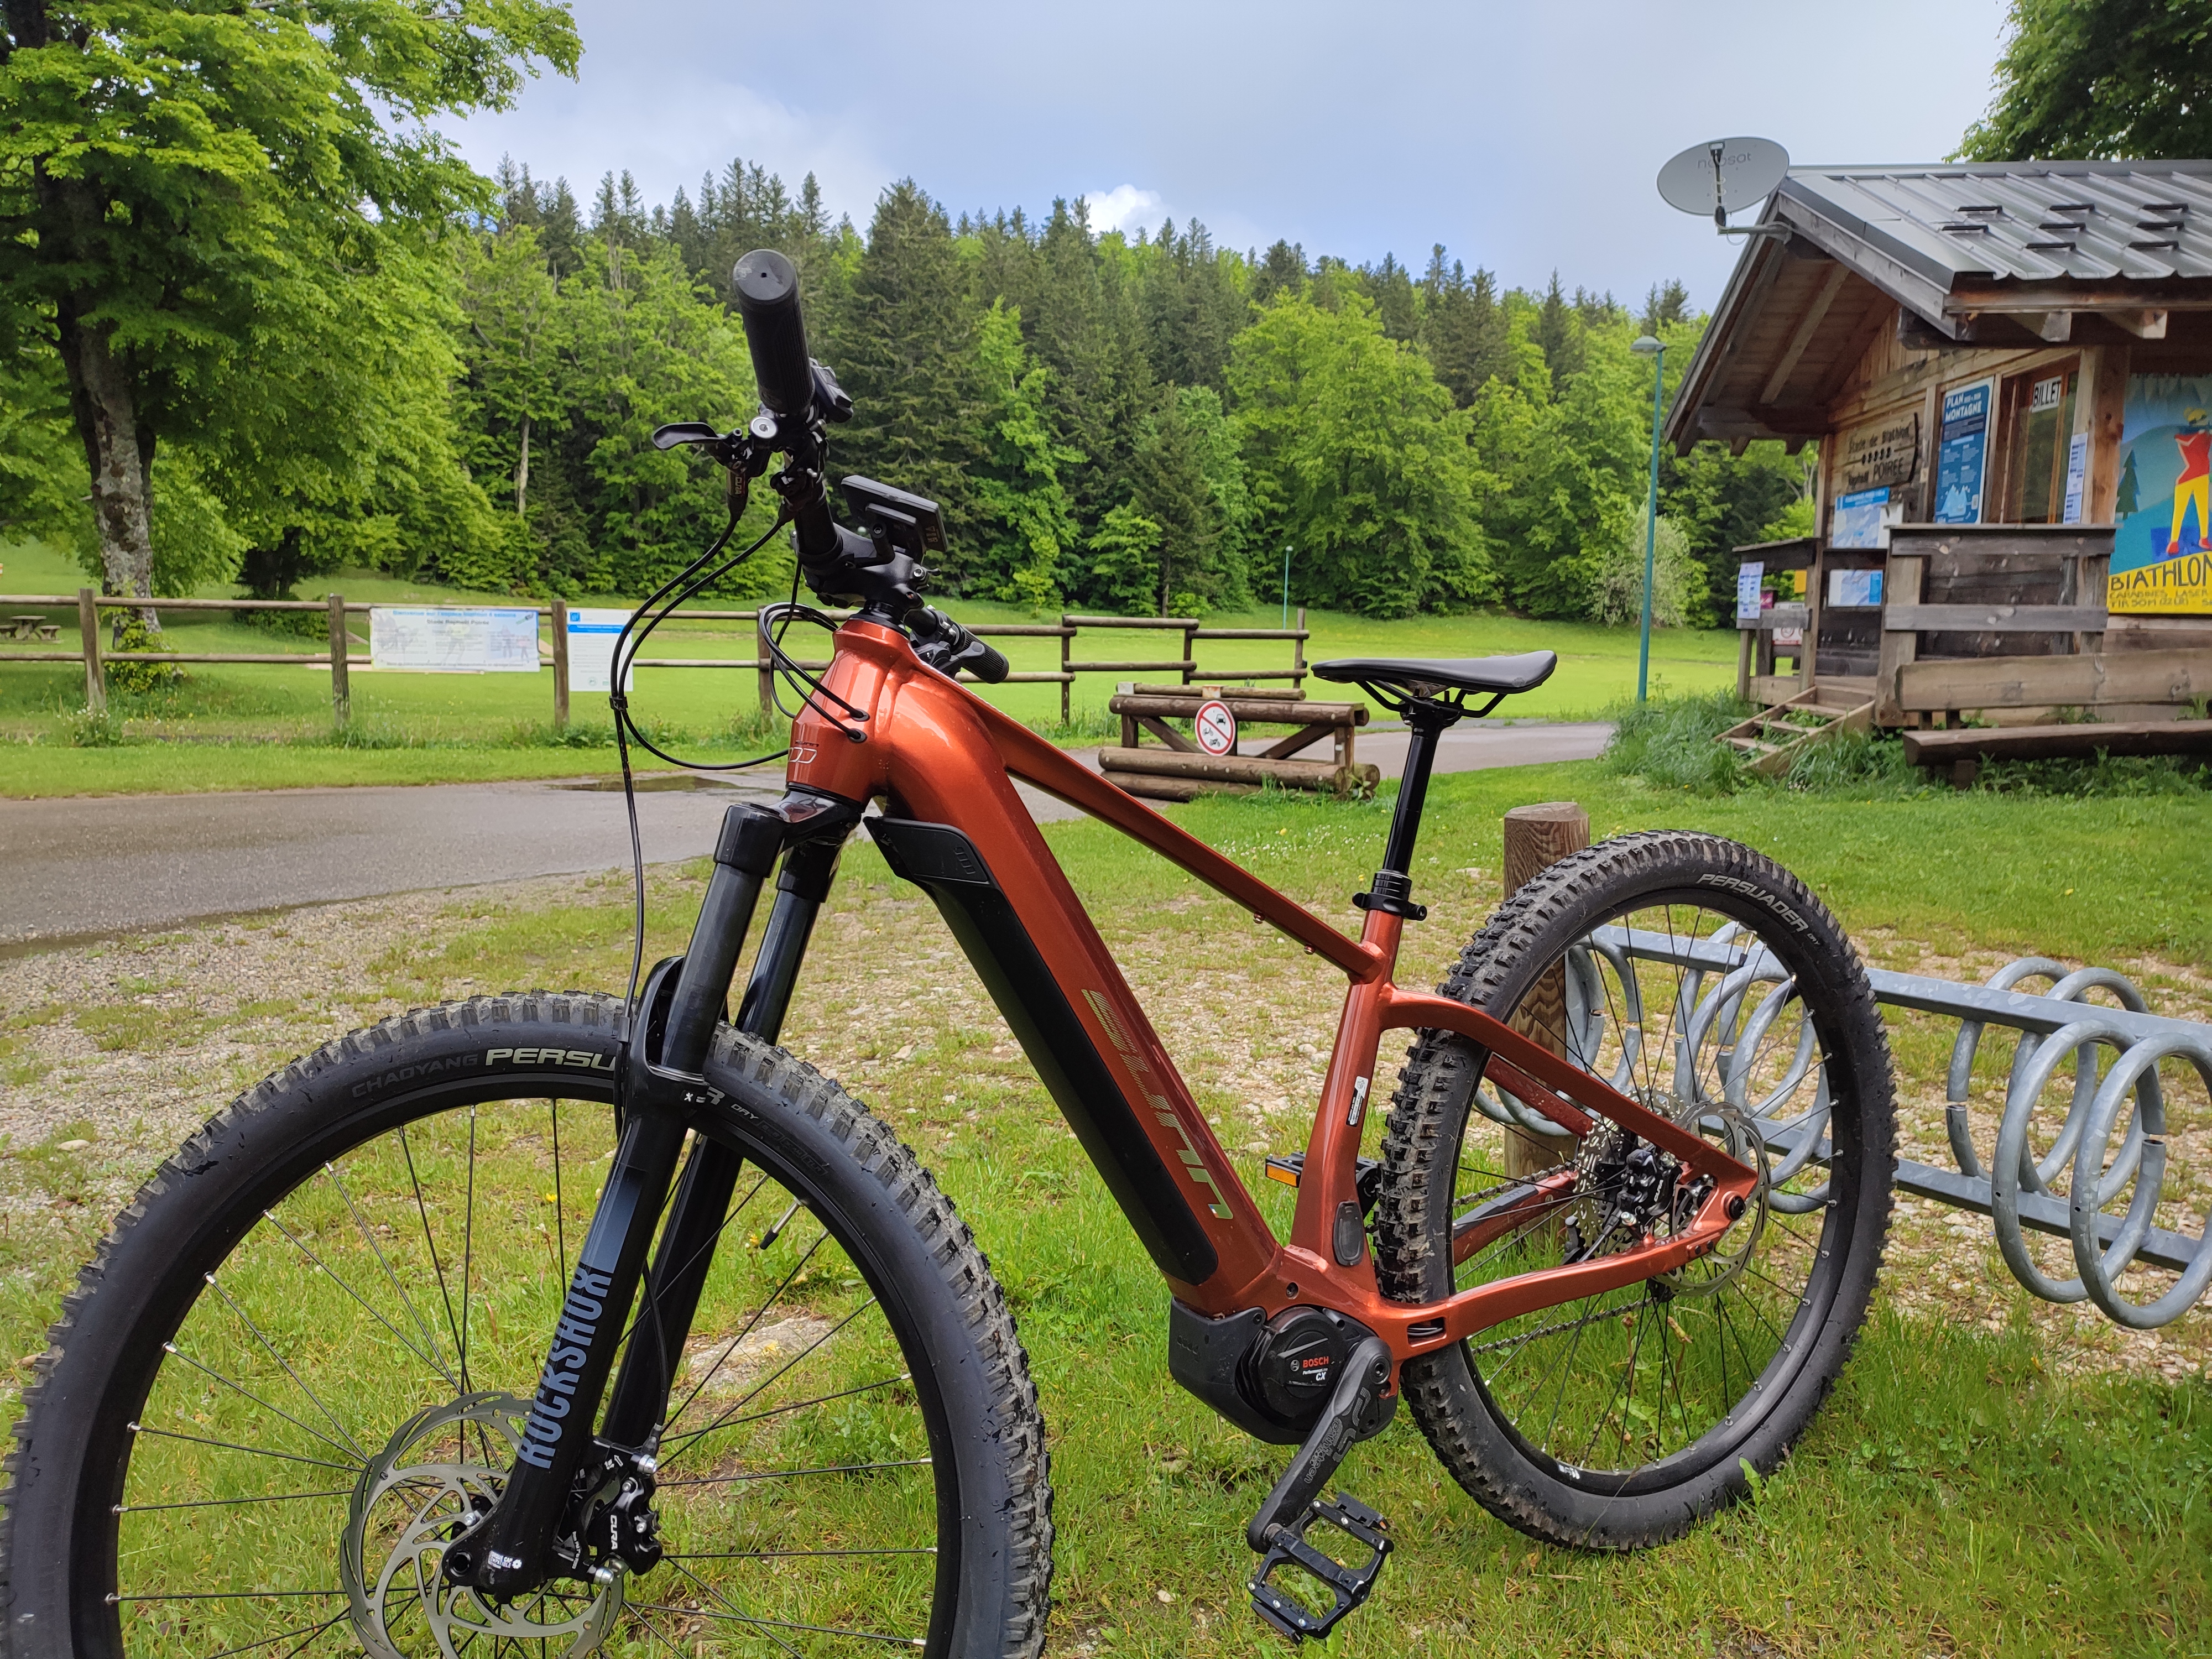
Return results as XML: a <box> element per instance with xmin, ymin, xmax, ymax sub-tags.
<box><xmin>550</xmin><ymin>232</ymin><xmax>775</xmax><ymax>596</ymax></box>
<box><xmin>828</xmin><ymin>180</ymin><xmax>990</xmax><ymax>577</ymax></box>
<box><xmin>1957</xmin><ymin>0</ymin><xmax>2212</xmax><ymax>160</ymax></box>
<box><xmin>1129</xmin><ymin>385</ymin><xmax>1225</xmax><ymax>614</ymax></box>
<box><xmin>1084</xmin><ymin>502</ymin><xmax>1163</xmax><ymax>615</ymax></box>
<box><xmin>1420</xmin><ymin>248</ymin><xmax>1510</xmax><ymax>408</ymax></box>
<box><xmin>972</xmin><ymin>300</ymin><xmax>1082</xmax><ymax>609</ymax></box>
<box><xmin>0</xmin><ymin>0</ymin><xmax>580</xmax><ymax>618</ymax></box>
<box><xmin>1230</xmin><ymin>293</ymin><xmax>1492</xmax><ymax>617</ymax></box>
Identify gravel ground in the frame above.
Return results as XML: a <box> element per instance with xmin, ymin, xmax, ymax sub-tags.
<box><xmin>2</xmin><ymin>863</ymin><xmax>2205</xmax><ymax>1412</ymax></box>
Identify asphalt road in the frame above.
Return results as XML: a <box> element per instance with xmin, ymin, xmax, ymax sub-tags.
<box><xmin>1</xmin><ymin>721</ymin><xmax>1610</xmax><ymax>950</ymax></box>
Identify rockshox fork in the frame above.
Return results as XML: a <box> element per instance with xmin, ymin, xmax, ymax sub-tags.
<box><xmin>443</xmin><ymin>790</ymin><xmax>860</xmax><ymax>1597</ymax></box>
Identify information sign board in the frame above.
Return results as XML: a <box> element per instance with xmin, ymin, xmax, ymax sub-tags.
<box><xmin>369</xmin><ymin>607</ymin><xmax>540</xmax><ymax>672</ymax></box>
<box><xmin>566</xmin><ymin>608</ymin><xmax>635</xmax><ymax>694</ymax></box>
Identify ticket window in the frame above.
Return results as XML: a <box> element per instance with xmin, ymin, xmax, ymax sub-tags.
<box><xmin>1997</xmin><ymin>363</ymin><xmax>2080</xmax><ymax>524</ymax></box>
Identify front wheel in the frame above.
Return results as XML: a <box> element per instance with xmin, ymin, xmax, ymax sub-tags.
<box><xmin>1</xmin><ymin>994</ymin><xmax>1052</xmax><ymax>1657</ymax></box>
<box><xmin>1373</xmin><ymin>832</ymin><xmax>1895</xmax><ymax>1550</ymax></box>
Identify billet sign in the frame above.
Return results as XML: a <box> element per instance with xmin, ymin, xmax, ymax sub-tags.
<box><xmin>370</xmin><ymin>607</ymin><xmax>541</xmax><ymax>672</ymax></box>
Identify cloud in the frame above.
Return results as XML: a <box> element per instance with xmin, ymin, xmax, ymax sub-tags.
<box><xmin>1082</xmin><ymin>185</ymin><xmax>1164</xmax><ymax>234</ymax></box>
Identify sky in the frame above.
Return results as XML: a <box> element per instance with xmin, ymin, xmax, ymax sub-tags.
<box><xmin>447</xmin><ymin>0</ymin><xmax>2014</xmax><ymax>314</ymax></box>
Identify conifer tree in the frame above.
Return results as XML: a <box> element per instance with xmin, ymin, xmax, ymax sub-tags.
<box><xmin>827</xmin><ymin>181</ymin><xmax>990</xmax><ymax>576</ymax></box>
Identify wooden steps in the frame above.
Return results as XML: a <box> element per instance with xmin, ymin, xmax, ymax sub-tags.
<box><xmin>1718</xmin><ymin>685</ymin><xmax>1874</xmax><ymax>777</ymax></box>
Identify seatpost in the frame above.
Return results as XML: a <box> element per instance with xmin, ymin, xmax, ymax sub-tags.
<box><xmin>1357</xmin><ymin>709</ymin><xmax>1452</xmax><ymax>921</ymax></box>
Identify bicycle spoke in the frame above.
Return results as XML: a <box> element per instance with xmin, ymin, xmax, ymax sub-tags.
<box><xmin>321</xmin><ymin>1161</ymin><xmax>459</xmax><ymax>1391</ymax></box>
<box><xmin>200</xmin><ymin>1274</ymin><xmax>366</xmax><ymax>1460</ymax></box>
<box><xmin>157</xmin><ymin>1342</ymin><xmax>362</xmax><ymax>1463</ymax></box>
<box><xmin>399</xmin><ymin>1125</ymin><xmax>465</xmax><ymax>1389</ymax></box>
<box><xmin>115</xmin><ymin>1488</ymin><xmax>351</xmax><ymax>1513</ymax></box>
<box><xmin>666</xmin><ymin>1297</ymin><xmax>878</xmax><ymax>1455</ymax></box>
<box><xmin>658</xmin><ymin>1227</ymin><xmax>831</xmax><ymax>1451</ymax></box>
<box><xmin>255</xmin><ymin>1207</ymin><xmax>451</xmax><ymax>1384</ymax></box>
<box><xmin>126</xmin><ymin>1423</ymin><xmax>360</xmax><ymax>1474</ymax></box>
<box><xmin>659</xmin><ymin>1456</ymin><xmax>933</xmax><ymax>1490</ymax></box>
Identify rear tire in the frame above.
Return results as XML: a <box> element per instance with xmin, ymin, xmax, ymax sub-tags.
<box><xmin>1</xmin><ymin>994</ymin><xmax>1052</xmax><ymax>1657</ymax></box>
<box><xmin>1373</xmin><ymin>832</ymin><xmax>1894</xmax><ymax>1550</ymax></box>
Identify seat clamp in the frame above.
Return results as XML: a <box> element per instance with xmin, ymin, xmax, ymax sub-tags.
<box><xmin>1353</xmin><ymin>870</ymin><xmax>1426</xmax><ymax>922</ymax></box>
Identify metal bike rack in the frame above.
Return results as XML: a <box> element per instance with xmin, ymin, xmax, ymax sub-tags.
<box><xmin>1558</xmin><ymin>930</ymin><xmax>2212</xmax><ymax>1332</ymax></box>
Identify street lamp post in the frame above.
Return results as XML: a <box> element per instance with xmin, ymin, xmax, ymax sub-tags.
<box><xmin>1631</xmin><ymin>334</ymin><xmax>1666</xmax><ymax>703</ymax></box>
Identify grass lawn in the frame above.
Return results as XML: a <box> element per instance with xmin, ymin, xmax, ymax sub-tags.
<box><xmin>3</xmin><ymin>761</ymin><xmax>2206</xmax><ymax>1654</ymax></box>
<box><xmin>0</xmin><ymin>536</ymin><xmax>1734</xmax><ymax>797</ymax></box>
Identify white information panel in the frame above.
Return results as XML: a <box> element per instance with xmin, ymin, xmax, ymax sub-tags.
<box><xmin>566</xmin><ymin>607</ymin><xmax>635</xmax><ymax>694</ymax></box>
<box><xmin>370</xmin><ymin>607</ymin><xmax>542</xmax><ymax>672</ymax></box>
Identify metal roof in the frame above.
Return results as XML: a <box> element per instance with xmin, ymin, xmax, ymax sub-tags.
<box><xmin>1776</xmin><ymin>160</ymin><xmax>2212</xmax><ymax>290</ymax></box>
<box><xmin>1662</xmin><ymin>160</ymin><xmax>2212</xmax><ymax>452</ymax></box>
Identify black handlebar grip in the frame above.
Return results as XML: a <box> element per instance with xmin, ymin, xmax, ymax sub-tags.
<box><xmin>731</xmin><ymin>249</ymin><xmax>816</xmax><ymax>419</ymax></box>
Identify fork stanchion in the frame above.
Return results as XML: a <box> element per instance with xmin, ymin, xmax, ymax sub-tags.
<box><xmin>1501</xmin><ymin>804</ymin><xmax>1590</xmax><ymax>1180</ymax></box>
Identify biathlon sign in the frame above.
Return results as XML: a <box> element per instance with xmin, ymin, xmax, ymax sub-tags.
<box><xmin>1194</xmin><ymin>697</ymin><xmax>1238</xmax><ymax>757</ymax></box>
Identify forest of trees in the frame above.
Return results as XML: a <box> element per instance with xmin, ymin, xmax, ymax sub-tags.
<box><xmin>6</xmin><ymin>0</ymin><xmax>2192</xmax><ymax>630</ymax></box>
<box><xmin>4</xmin><ymin>149</ymin><xmax>1812</xmax><ymax>624</ymax></box>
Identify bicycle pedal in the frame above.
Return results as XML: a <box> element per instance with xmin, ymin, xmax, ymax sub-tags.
<box><xmin>1248</xmin><ymin>1492</ymin><xmax>1391</xmax><ymax>1642</ymax></box>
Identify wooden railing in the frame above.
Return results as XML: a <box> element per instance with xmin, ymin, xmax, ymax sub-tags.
<box><xmin>0</xmin><ymin>591</ymin><xmax>1309</xmax><ymax>730</ymax></box>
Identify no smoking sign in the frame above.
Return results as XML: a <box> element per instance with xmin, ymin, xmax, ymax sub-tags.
<box><xmin>1193</xmin><ymin>697</ymin><xmax>1238</xmax><ymax>757</ymax></box>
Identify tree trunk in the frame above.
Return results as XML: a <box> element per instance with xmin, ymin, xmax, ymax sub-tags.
<box><xmin>58</xmin><ymin>309</ymin><xmax>160</xmax><ymax>631</ymax></box>
<box><xmin>516</xmin><ymin>413</ymin><xmax>531</xmax><ymax>517</ymax></box>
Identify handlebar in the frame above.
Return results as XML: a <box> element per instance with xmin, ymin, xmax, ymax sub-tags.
<box><xmin>730</xmin><ymin>251</ymin><xmax>817</xmax><ymax>420</ymax></box>
<box><xmin>909</xmin><ymin>606</ymin><xmax>1010</xmax><ymax>684</ymax></box>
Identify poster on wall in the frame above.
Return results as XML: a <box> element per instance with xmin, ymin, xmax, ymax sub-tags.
<box><xmin>1830</xmin><ymin>486</ymin><xmax>1894</xmax><ymax>549</ymax></box>
<box><xmin>1735</xmin><ymin>562</ymin><xmax>1764</xmax><ymax>623</ymax></box>
<box><xmin>2110</xmin><ymin>374</ymin><xmax>2212</xmax><ymax>614</ymax></box>
<box><xmin>1933</xmin><ymin>381</ymin><xmax>1991</xmax><ymax>524</ymax></box>
<box><xmin>2063</xmin><ymin>431</ymin><xmax>2089</xmax><ymax>525</ymax></box>
<box><xmin>1827</xmin><ymin>569</ymin><xmax>1885</xmax><ymax>608</ymax></box>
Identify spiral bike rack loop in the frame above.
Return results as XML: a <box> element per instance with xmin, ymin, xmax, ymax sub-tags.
<box><xmin>1541</xmin><ymin>930</ymin><xmax>2212</xmax><ymax>1332</ymax></box>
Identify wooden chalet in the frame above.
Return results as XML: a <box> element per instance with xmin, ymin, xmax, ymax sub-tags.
<box><xmin>1667</xmin><ymin>160</ymin><xmax>2212</xmax><ymax>744</ymax></box>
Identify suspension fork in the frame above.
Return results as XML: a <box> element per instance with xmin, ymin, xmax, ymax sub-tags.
<box><xmin>447</xmin><ymin>789</ymin><xmax>859</xmax><ymax>1596</ymax></box>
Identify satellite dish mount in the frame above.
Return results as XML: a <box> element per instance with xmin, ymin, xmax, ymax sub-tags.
<box><xmin>1657</xmin><ymin>137</ymin><xmax>1791</xmax><ymax>239</ymax></box>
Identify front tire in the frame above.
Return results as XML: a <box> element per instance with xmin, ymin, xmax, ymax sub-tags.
<box><xmin>1374</xmin><ymin>832</ymin><xmax>1895</xmax><ymax>1550</ymax></box>
<box><xmin>2</xmin><ymin>994</ymin><xmax>1052</xmax><ymax>1657</ymax></box>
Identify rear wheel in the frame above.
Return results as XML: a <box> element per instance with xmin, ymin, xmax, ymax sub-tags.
<box><xmin>1374</xmin><ymin>832</ymin><xmax>1894</xmax><ymax>1550</ymax></box>
<box><xmin>2</xmin><ymin>994</ymin><xmax>1052</xmax><ymax>1657</ymax></box>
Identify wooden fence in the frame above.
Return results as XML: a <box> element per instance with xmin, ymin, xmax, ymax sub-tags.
<box><xmin>0</xmin><ymin>591</ymin><xmax>1308</xmax><ymax>729</ymax></box>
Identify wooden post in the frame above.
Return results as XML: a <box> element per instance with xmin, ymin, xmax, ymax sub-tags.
<box><xmin>1874</xmin><ymin>556</ymin><xmax>1922</xmax><ymax>726</ymax></box>
<box><xmin>326</xmin><ymin>593</ymin><xmax>351</xmax><ymax>726</ymax></box>
<box><xmin>1182</xmin><ymin>620</ymin><xmax>1198</xmax><ymax>686</ymax></box>
<box><xmin>1060</xmin><ymin>614</ymin><xmax>1072</xmax><ymax>726</ymax></box>
<box><xmin>1293</xmin><ymin>605</ymin><xmax>1307</xmax><ymax>691</ymax></box>
<box><xmin>77</xmin><ymin>587</ymin><xmax>104</xmax><ymax>713</ymax></box>
<box><xmin>1501</xmin><ymin>802</ymin><xmax>1589</xmax><ymax>1178</ymax></box>
<box><xmin>551</xmin><ymin>603</ymin><xmax>571</xmax><ymax>731</ymax></box>
<box><xmin>757</xmin><ymin>611</ymin><xmax>776</xmax><ymax>717</ymax></box>
<box><xmin>1736</xmin><ymin>624</ymin><xmax>1754</xmax><ymax>701</ymax></box>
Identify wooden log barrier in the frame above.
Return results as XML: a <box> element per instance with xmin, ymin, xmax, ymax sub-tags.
<box><xmin>1500</xmin><ymin>802</ymin><xmax>1589</xmax><ymax>1180</ymax></box>
<box><xmin>1103</xmin><ymin>681</ymin><xmax>1372</xmax><ymax>797</ymax></box>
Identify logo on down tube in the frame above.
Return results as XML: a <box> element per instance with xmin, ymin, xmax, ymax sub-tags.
<box><xmin>1082</xmin><ymin>989</ymin><xmax>1233</xmax><ymax>1219</ymax></box>
<box><xmin>515</xmin><ymin>1263</ymin><xmax>615</xmax><ymax>1469</ymax></box>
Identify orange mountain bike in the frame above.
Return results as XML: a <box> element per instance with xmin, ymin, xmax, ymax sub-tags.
<box><xmin>3</xmin><ymin>252</ymin><xmax>1895</xmax><ymax>1656</ymax></box>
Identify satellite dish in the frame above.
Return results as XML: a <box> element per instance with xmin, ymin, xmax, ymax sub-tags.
<box><xmin>1657</xmin><ymin>137</ymin><xmax>1791</xmax><ymax>229</ymax></box>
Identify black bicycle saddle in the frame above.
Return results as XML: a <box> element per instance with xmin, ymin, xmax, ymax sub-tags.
<box><xmin>1311</xmin><ymin>651</ymin><xmax>1557</xmax><ymax>698</ymax></box>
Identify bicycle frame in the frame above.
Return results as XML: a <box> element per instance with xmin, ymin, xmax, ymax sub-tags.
<box><xmin>453</xmin><ymin>614</ymin><xmax>1760</xmax><ymax>1595</ymax></box>
<box><xmin>785</xmin><ymin>619</ymin><xmax>1760</xmax><ymax>1355</ymax></box>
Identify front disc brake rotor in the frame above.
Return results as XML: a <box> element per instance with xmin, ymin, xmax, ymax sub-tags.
<box><xmin>341</xmin><ymin>1390</ymin><xmax>623</xmax><ymax>1659</ymax></box>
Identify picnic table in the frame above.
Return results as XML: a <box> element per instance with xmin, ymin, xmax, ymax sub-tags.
<box><xmin>7</xmin><ymin>613</ymin><xmax>59</xmax><ymax>642</ymax></box>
